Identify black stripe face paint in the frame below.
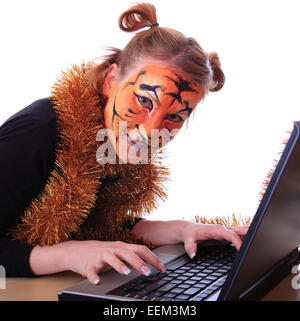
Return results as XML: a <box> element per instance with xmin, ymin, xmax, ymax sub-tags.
<box><xmin>139</xmin><ymin>84</ymin><xmax>162</xmax><ymax>104</ymax></box>
<box><xmin>164</xmin><ymin>73</ymin><xmax>199</xmax><ymax>107</ymax></box>
<box><xmin>103</xmin><ymin>64</ymin><xmax>203</xmax><ymax>164</ymax></box>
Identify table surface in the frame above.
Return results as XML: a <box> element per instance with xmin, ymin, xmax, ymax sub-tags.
<box><xmin>0</xmin><ymin>271</ymin><xmax>299</xmax><ymax>301</ymax></box>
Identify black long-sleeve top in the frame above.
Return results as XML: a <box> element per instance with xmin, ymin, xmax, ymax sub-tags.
<box><xmin>0</xmin><ymin>98</ymin><xmax>143</xmax><ymax>277</ymax></box>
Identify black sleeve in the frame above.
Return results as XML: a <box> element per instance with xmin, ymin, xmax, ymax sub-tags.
<box><xmin>0</xmin><ymin>115</ymin><xmax>56</xmax><ymax>277</ymax></box>
<box><xmin>0</xmin><ymin>237</ymin><xmax>35</xmax><ymax>277</ymax></box>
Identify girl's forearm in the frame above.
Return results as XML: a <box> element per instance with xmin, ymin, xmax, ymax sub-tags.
<box><xmin>131</xmin><ymin>219</ymin><xmax>191</xmax><ymax>246</ymax></box>
<box><xmin>29</xmin><ymin>241</ymin><xmax>70</xmax><ymax>275</ymax></box>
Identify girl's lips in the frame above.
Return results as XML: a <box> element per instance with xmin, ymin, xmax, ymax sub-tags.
<box><xmin>127</xmin><ymin>134</ymin><xmax>138</xmax><ymax>146</ymax></box>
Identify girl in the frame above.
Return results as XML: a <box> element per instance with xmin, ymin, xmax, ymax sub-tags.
<box><xmin>0</xmin><ymin>2</ymin><xmax>247</xmax><ymax>286</ymax></box>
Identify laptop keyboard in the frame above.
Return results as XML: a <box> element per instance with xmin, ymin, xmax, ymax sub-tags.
<box><xmin>108</xmin><ymin>244</ymin><xmax>237</xmax><ymax>301</ymax></box>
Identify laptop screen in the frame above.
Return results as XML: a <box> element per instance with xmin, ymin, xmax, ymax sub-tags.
<box><xmin>219</xmin><ymin>122</ymin><xmax>300</xmax><ymax>300</ymax></box>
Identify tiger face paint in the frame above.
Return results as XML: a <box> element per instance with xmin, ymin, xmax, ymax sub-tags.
<box><xmin>103</xmin><ymin>64</ymin><xmax>204</xmax><ymax>163</ymax></box>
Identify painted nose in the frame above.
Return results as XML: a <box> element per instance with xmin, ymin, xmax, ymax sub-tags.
<box><xmin>141</xmin><ymin>112</ymin><xmax>165</xmax><ymax>138</ymax></box>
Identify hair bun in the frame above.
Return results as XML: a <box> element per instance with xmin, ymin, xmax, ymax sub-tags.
<box><xmin>119</xmin><ymin>3</ymin><xmax>158</xmax><ymax>32</ymax></box>
<box><xmin>208</xmin><ymin>52</ymin><xmax>225</xmax><ymax>92</ymax></box>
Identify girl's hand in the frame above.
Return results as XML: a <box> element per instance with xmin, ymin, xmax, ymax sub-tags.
<box><xmin>63</xmin><ymin>240</ymin><xmax>166</xmax><ymax>285</ymax></box>
<box><xmin>180</xmin><ymin>222</ymin><xmax>249</xmax><ymax>259</ymax></box>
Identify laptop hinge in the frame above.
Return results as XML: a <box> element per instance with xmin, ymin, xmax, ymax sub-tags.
<box><xmin>239</xmin><ymin>247</ymin><xmax>300</xmax><ymax>301</ymax></box>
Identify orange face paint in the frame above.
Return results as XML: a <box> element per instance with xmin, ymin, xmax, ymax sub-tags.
<box><xmin>103</xmin><ymin>64</ymin><xmax>204</xmax><ymax>162</ymax></box>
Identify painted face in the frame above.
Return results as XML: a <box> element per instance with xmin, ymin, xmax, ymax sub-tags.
<box><xmin>103</xmin><ymin>64</ymin><xmax>204</xmax><ymax>163</ymax></box>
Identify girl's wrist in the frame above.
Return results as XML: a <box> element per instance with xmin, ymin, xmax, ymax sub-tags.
<box><xmin>130</xmin><ymin>218</ymin><xmax>194</xmax><ymax>246</ymax></box>
<box><xmin>173</xmin><ymin>219</ymin><xmax>194</xmax><ymax>243</ymax></box>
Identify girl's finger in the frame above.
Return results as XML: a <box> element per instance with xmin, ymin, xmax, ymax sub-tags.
<box><xmin>227</xmin><ymin>225</ymin><xmax>249</xmax><ymax>237</ymax></box>
<box><xmin>115</xmin><ymin>247</ymin><xmax>153</xmax><ymax>276</ymax></box>
<box><xmin>217</xmin><ymin>227</ymin><xmax>242</xmax><ymax>250</ymax></box>
<box><xmin>86</xmin><ymin>266</ymin><xmax>101</xmax><ymax>285</ymax></box>
<box><xmin>101</xmin><ymin>250</ymin><xmax>132</xmax><ymax>276</ymax></box>
<box><xmin>130</xmin><ymin>244</ymin><xmax>167</xmax><ymax>272</ymax></box>
<box><xmin>183</xmin><ymin>237</ymin><xmax>198</xmax><ymax>259</ymax></box>
<box><xmin>201</xmin><ymin>225</ymin><xmax>243</xmax><ymax>250</ymax></box>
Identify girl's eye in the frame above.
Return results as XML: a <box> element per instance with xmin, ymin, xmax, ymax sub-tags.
<box><xmin>133</xmin><ymin>92</ymin><xmax>153</xmax><ymax>111</ymax></box>
<box><xmin>166</xmin><ymin>114</ymin><xmax>183</xmax><ymax>123</ymax></box>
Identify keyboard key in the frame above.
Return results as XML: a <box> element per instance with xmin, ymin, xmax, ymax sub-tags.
<box><xmin>144</xmin><ymin>280</ymin><xmax>168</xmax><ymax>293</ymax></box>
<box><xmin>186</xmin><ymin>263</ymin><xmax>198</xmax><ymax>268</ymax></box>
<box><xmin>170</xmin><ymin>287</ymin><xmax>185</xmax><ymax>294</ymax></box>
<box><xmin>147</xmin><ymin>274</ymin><xmax>161</xmax><ymax>282</ymax></box>
<box><xmin>162</xmin><ymin>292</ymin><xmax>177</xmax><ymax>298</ymax></box>
<box><xmin>193</xmin><ymin>283</ymin><xmax>207</xmax><ymax>289</ymax></box>
<box><xmin>210</xmin><ymin>263</ymin><xmax>220</xmax><ymax>268</ymax></box>
<box><xmin>177</xmin><ymin>283</ymin><xmax>190</xmax><ymax>289</ymax></box>
<box><xmin>175</xmin><ymin>294</ymin><xmax>190</xmax><ymax>300</ymax></box>
<box><xmin>157</xmin><ymin>283</ymin><xmax>177</xmax><ymax>292</ymax></box>
<box><xmin>199</xmin><ymin>279</ymin><xmax>213</xmax><ymax>285</ymax></box>
<box><xmin>184</xmin><ymin>280</ymin><xmax>197</xmax><ymax>285</ymax></box>
<box><xmin>212</xmin><ymin>263</ymin><xmax>223</xmax><ymax>267</ymax></box>
<box><xmin>170</xmin><ymin>279</ymin><xmax>182</xmax><ymax>284</ymax></box>
<box><xmin>160</xmin><ymin>277</ymin><xmax>173</xmax><ymax>282</ymax></box>
<box><xmin>183</xmin><ymin>287</ymin><xmax>201</xmax><ymax>296</ymax></box>
<box><xmin>180</xmin><ymin>266</ymin><xmax>190</xmax><ymax>270</ymax></box>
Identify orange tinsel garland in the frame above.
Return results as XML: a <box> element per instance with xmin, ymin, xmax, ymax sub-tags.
<box><xmin>8</xmin><ymin>63</ymin><xmax>170</xmax><ymax>247</ymax></box>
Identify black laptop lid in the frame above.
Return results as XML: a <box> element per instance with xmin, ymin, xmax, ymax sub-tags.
<box><xmin>219</xmin><ymin>121</ymin><xmax>300</xmax><ymax>301</ymax></box>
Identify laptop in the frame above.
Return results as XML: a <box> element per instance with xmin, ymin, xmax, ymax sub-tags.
<box><xmin>58</xmin><ymin>121</ymin><xmax>300</xmax><ymax>301</ymax></box>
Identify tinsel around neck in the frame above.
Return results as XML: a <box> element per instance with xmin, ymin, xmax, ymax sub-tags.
<box><xmin>8</xmin><ymin>63</ymin><xmax>170</xmax><ymax>247</ymax></box>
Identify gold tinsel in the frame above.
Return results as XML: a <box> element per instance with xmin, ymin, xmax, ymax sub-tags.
<box><xmin>195</xmin><ymin>213</ymin><xmax>252</xmax><ymax>227</ymax></box>
<box><xmin>8</xmin><ymin>63</ymin><xmax>169</xmax><ymax>248</ymax></box>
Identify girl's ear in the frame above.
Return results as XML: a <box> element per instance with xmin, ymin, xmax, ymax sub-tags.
<box><xmin>102</xmin><ymin>63</ymin><xmax>119</xmax><ymax>97</ymax></box>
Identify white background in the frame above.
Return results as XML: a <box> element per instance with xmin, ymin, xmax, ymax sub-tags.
<box><xmin>1</xmin><ymin>0</ymin><xmax>300</xmax><ymax>221</ymax></box>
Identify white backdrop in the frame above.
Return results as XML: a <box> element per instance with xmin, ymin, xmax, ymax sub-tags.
<box><xmin>1</xmin><ymin>0</ymin><xmax>300</xmax><ymax>221</ymax></box>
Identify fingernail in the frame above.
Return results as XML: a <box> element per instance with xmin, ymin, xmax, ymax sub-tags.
<box><xmin>189</xmin><ymin>252</ymin><xmax>196</xmax><ymax>259</ymax></box>
<box><xmin>159</xmin><ymin>263</ymin><xmax>167</xmax><ymax>273</ymax></box>
<box><xmin>141</xmin><ymin>265</ymin><xmax>151</xmax><ymax>276</ymax></box>
<box><xmin>93</xmin><ymin>279</ymin><xmax>100</xmax><ymax>285</ymax></box>
<box><xmin>121</xmin><ymin>266</ymin><xmax>132</xmax><ymax>275</ymax></box>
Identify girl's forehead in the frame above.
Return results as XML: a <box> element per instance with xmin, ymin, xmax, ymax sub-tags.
<box><xmin>124</xmin><ymin>64</ymin><xmax>198</xmax><ymax>90</ymax></box>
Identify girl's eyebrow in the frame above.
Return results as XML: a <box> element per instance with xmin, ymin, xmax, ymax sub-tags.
<box><xmin>139</xmin><ymin>84</ymin><xmax>161</xmax><ymax>103</ymax></box>
<box><xmin>175</xmin><ymin>101</ymin><xmax>193</xmax><ymax>116</ymax></box>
